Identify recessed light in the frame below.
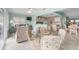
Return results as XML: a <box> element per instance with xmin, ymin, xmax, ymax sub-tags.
<box><xmin>27</xmin><ymin>8</ymin><xmax>32</xmax><ymax>14</ymax></box>
<box><xmin>27</xmin><ymin>10</ymin><xmax>32</xmax><ymax>14</ymax></box>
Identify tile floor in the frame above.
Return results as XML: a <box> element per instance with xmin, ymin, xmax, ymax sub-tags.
<box><xmin>3</xmin><ymin>31</ymin><xmax>79</xmax><ymax>50</ymax></box>
<box><xmin>60</xmin><ymin>32</ymin><xmax>79</xmax><ymax>50</ymax></box>
<box><xmin>3</xmin><ymin>34</ymin><xmax>40</xmax><ymax>50</ymax></box>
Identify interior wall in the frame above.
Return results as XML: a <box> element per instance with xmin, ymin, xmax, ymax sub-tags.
<box><xmin>8</xmin><ymin>11</ymin><xmax>67</xmax><ymax>32</ymax></box>
<box><xmin>9</xmin><ymin>15</ymin><xmax>27</xmax><ymax>28</ymax></box>
<box><xmin>9</xmin><ymin>15</ymin><xmax>37</xmax><ymax>30</ymax></box>
<box><xmin>13</xmin><ymin>16</ymin><xmax>26</xmax><ymax>25</ymax></box>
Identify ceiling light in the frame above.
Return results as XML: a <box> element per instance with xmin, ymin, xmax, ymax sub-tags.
<box><xmin>70</xmin><ymin>20</ymin><xmax>74</xmax><ymax>22</ymax></box>
<box><xmin>27</xmin><ymin>8</ymin><xmax>32</xmax><ymax>14</ymax></box>
<box><xmin>27</xmin><ymin>10</ymin><xmax>32</xmax><ymax>14</ymax></box>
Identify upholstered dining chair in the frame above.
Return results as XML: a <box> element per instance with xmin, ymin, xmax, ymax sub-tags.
<box><xmin>58</xmin><ymin>29</ymin><xmax>66</xmax><ymax>40</ymax></box>
<box><xmin>16</xmin><ymin>26</ymin><xmax>28</xmax><ymax>43</ymax></box>
<box><xmin>68</xmin><ymin>24</ymin><xmax>77</xmax><ymax>36</ymax></box>
<box><xmin>40</xmin><ymin>35</ymin><xmax>61</xmax><ymax>50</ymax></box>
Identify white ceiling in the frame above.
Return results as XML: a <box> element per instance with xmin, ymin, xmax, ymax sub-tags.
<box><xmin>40</xmin><ymin>8</ymin><xmax>79</xmax><ymax>18</ymax></box>
<box><xmin>7</xmin><ymin>8</ymin><xmax>79</xmax><ymax>18</ymax></box>
<box><xmin>41</xmin><ymin>12</ymin><xmax>61</xmax><ymax>17</ymax></box>
<box><xmin>6</xmin><ymin>8</ymin><xmax>65</xmax><ymax>16</ymax></box>
<box><xmin>63</xmin><ymin>8</ymin><xmax>79</xmax><ymax>18</ymax></box>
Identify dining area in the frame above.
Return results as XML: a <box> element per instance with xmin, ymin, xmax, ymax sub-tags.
<box><xmin>15</xmin><ymin>16</ymin><xmax>67</xmax><ymax>50</ymax></box>
<box><xmin>3</xmin><ymin>14</ymin><xmax>67</xmax><ymax>50</ymax></box>
<box><xmin>3</xmin><ymin>8</ymin><xmax>79</xmax><ymax>50</ymax></box>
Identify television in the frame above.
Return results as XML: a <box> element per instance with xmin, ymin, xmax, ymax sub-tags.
<box><xmin>27</xmin><ymin>17</ymin><xmax>32</xmax><ymax>21</ymax></box>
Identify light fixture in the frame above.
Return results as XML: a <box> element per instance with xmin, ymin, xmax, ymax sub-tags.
<box><xmin>27</xmin><ymin>10</ymin><xmax>32</xmax><ymax>14</ymax></box>
<box><xmin>27</xmin><ymin>8</ymin><xmax>32</xmax><ymax>14</ymax></box>
<box><xmin>70</xmin><ymin>20</ymin><xmax>74</xmax><ymax>22</ymax></box>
